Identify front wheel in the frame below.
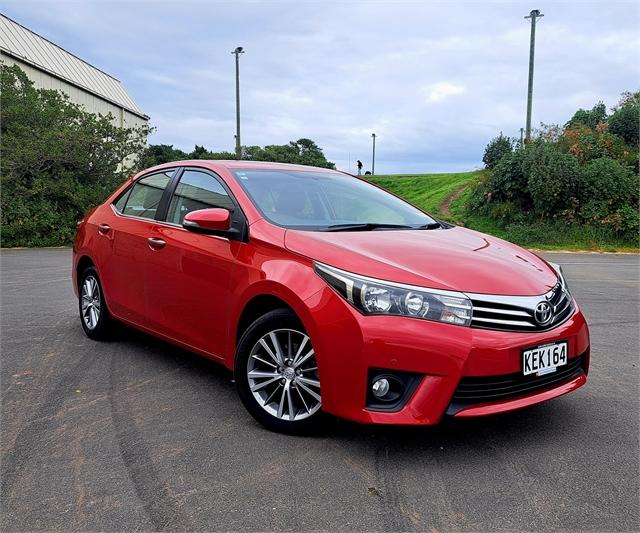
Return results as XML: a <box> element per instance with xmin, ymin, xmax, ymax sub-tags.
<box><xmin>78</xmin><ymin>267</ymin><xmax>112</xmax><ymax>340</ymax></box>
<box><xmin>235</xmin><ymin>309</ymin><xmax>323</xmax><ymax>434</ymax></box>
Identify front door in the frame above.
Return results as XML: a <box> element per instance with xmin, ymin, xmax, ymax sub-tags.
<box><xmin>143</xmin><ymin>168</ymin><xmax>242</xmax><ymax>357</ymax></box>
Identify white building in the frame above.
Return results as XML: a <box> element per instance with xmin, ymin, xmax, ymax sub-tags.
<box><xmin>0</xmin><ymin>13</ymin><xmax>148</xmax><ymax>129</ymax></box>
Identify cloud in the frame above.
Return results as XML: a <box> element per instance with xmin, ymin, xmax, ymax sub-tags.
<box><xmin>422</xmin><ymin>82</ymin><xmax>466</xmax><ymax>103</ymax></box>
<box><xmin>2</xmin><ymin>0</ymin><xmax>638</xmax><ymax>174</ymax></box>
<box><xmin>135</xmin><ymin>70</ymin><xmax>188</xmax><ymax>89</ymax></box>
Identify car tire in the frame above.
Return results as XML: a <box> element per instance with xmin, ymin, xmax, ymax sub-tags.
<box><xmin>235</xmin><ymin>309</ymin><xmax>324</xmax><ymax>434</ymax></box>
<box><xmin>78</xmin><ymin>266</ymin><xmax>112</xmax><ymax>340</ymax></box>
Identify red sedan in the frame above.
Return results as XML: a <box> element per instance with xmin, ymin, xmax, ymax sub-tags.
<box><xmin>73</xmin><ymin>160</ymin><xmax>590</xmax><ymax>433</ymax></box>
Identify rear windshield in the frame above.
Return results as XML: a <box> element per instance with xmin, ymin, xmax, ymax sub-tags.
<box><xmin>232</xmin><ymin>169</ymin><xmax>435</xmax><ymax>231</ymax></box>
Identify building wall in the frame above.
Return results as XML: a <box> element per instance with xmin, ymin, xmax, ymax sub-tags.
<box><xmin>1</xmin><ymin>52</ymin><xmax>147</xmax><ymax>130</ymax></box>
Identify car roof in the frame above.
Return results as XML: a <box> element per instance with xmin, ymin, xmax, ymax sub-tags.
<box><xmin>142</xmin><ymin>160</ymin><xmax>339</xmax><ymax>175</ymax></box>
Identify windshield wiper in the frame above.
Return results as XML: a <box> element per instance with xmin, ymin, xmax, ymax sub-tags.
<box><xmin>417</xmin><ymin>221</ymin><xmax>442</xmax><ymax>229</ymax></box>
<box><xmin>325</xmin><ymin>223</ymin><xmax>419</xmax><ymax>232</ymax></box>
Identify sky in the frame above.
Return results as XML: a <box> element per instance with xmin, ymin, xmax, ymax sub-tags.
<box><xmin>1</xmin><ymin>0</ymin><xmax>638</xmax><ymax>174</ymax></box>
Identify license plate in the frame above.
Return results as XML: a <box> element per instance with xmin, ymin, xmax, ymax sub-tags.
<box><xmin>522</xmin><ymin>341</ymin><xmax>568</xmax><ymax>376</ymax></box>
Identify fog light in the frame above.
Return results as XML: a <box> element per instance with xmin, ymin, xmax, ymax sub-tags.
<box><xmin>372</xmin><ymin>378</ymin><xmax>390</xmax><ymax>398</ymax></box>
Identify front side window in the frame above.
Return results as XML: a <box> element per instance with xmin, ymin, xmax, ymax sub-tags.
<box><xmin>167</xmin><ymin>170</ymin><xmax>236</xmax><ymax>225</ymax></box>
<box><xmin>232</xmin><ymin>169</ymin><xmax>436</xmax><ymax>230</ymax></box>
<box><xmin>115</xmin><ymin>171</ymin><xmax>173</xmax><ymax>220</ymax></box>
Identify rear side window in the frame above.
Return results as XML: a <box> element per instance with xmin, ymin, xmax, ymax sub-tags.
<box><xmin>115</xmin><ymin>171</ymin><xmax>173</xmax><ymax>220</ymax></box>
<box><xmin>166</xmin><ymin>170</ymin><xmax>235</xmax><ymax>225</ymax></box>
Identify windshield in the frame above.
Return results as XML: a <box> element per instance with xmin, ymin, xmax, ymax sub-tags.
<box><xmin>232</xmin><ymin>169</ymin><xmax>437</xmax><ymax>231</ymax></box>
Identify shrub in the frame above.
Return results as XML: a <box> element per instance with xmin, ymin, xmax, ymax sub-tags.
<box><xmin>526</xmin><ymin>143</ymin><xmax>580</xmax><ymax>216</ymax></box>
<box><xmin>482</xmin><ymin>133</ymin><xmax>513</xmax><ymax>169</ymax></box>
<box><xmin>613</xmin><ymin>204</ymin><xmax>640</xmax><ymax>236</ymax></box>
<box><xmin>1</xmin><ymin>64</ymin><xmax>150</xmax><ymax>247</ymax></box>
<box><xmin>558</xmin><ymin>123</ymin><xmax>637</xmax><ymax>169</ymax></box>
<box><xmin>576</xmin><ymin>157</ymin><xmax>637</xmax><ymax>203</ymax></box>
<box><xmin>608</xmin><ymin>102</ymin><xmax>640</xmax><ymax>148</ymax></box>
<box><xmin>575</xmin><ymin>157</ymin><xmax>639</xmax><ymax>234</ymax></box>
<box><xmin>471</xmin><ymin>92</ymin><xmax>639</xmax><ymax>246</ymax></box>
<box><xmin>484</xmin><ymin>147</ymin><xmax>530</xmax><ymax>207</ymax></box>
<box><xmin>488</xmin><ymin>201</ymin><xmax>525</xmax><ymax>224</ymax></box>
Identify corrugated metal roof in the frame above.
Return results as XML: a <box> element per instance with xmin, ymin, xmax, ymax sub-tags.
<box><xmin>0</xmin><ymin>14</ymin><xmax>147</xmax><ymax>118</ymax></box>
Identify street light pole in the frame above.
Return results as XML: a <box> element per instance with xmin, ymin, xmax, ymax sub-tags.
<box><xmin>232</xmin><ymin>46</ymin><xmax>244</xmax><ymax>160</ymax></box>
<box><xmin>371</xmin><ymin>133</ymin><xmax>376</xmax><ymax>175</ymax></box>
<box><xmin>524</xmin><ymin>9</ymin><xmax>543</xmax><ymax>142</ymax></box>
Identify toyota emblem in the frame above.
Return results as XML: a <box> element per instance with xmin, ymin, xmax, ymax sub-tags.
<box><xmin>534</xmin><ymin>301</ymin><xmax>553</xmax><ymax>326</ymax></box>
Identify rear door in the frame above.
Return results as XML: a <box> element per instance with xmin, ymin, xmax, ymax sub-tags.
<box><xmin>144</xmin><ymin>168</ymin><xmax>243</xmax><ymax>356</ymax></box>
<box><xmin>103</xmin><ymin>170</ymin><xmax>174</xmax><ymax>325</ymax></box>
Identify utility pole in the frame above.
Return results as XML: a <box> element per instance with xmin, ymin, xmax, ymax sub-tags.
<box><xmin>232</xmin><ymin>46</ymin><xmax>244</xmax><ymax>160</ymax></box>
<box><xmin>524</xmin><ymin>9</ymin><xmax>543</xmax><ymax>142</ymax></box>
<box><xmin>371</xmin><ymin>133</ymin><xmax>376</xmax><ymax>175</ymax></box>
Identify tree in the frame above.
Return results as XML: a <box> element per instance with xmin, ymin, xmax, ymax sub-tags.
<box><xmin>137</xmin><ymin>144</ymin><xmax>188</xmax><ymax>168</ymax></box>
<box><xmin>611</xmin><ymin>90</ymin><xmax>640</xmax><ymax>111</ymax></box>
<box><xmin>244</xmin><ymin>138</ymin><xmax>335</xmax><ymax>168</ymax></box>
<box><xmin>138</xmin><ymin>144</ymin><xmax>238</xmax><ymax>167</ymax></box>
<box><xmin>482</xmin><ymin>133</ymin><xmax>513</xmax><ymax>169</ymax></box>
<box><xmin>291</xmin><ymin>138</ymin><xmax>336</xmax><ymax>168</ymax></box>
<box><xmin>565</xmin><ymin>102</ymin><xmax>607</xmax><ymax>130</ymax></box>
<box><xmin>190</xmin><ymin>144</ymin><xmax>211</xmax><ymax>159</ymax></box>
<box><xmin>1</xmin><ymin>64</ymin><xmax>151</xmax><ymax>246</ymax></box>
<box><xmin>140</xmin><ymin>138</ymin><xmax>335</xmax><ymax>169</ymax></box>
<box><xmin>608</xmin><ymin>96</ymin><xmax>639</xmax><ymax>148</ymax></box>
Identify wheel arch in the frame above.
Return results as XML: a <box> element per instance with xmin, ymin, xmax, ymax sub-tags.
<box><xmin>73</xmin><ymin>254</ymin><xmax>98</xmax><ymax>298</ymax></box>
<box><xmin>225</xmin><ymin>281</ymin><xmax>321</xmax><ymax>370</ymax></box>
<box><xmin>236</xmin><ymin>294</ymin><xmax>295</xmax><ymax>345</ymax></box>
<box><xmin>76</xmin><ymin>255</ymin><xmax>96</xmax><ymax>287</ymax></box>
<box><xmin>74</xmin><ymin>255</ymin><xmax>111</xmax><ymax>317</ymax></box>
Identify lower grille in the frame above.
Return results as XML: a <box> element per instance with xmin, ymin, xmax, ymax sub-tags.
<box><xmin>447</xmin><ymin>354</ymin><xmax>586</xmax><ymax>415</ymax></box>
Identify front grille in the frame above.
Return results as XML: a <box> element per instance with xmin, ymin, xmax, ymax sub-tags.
<box><xmin>447</xmin><ymin>354</ymin><xmax>585</xmax><ymax>415</ymax></box>
<box><xmin>468</xmin><ymin>282</ymin><xmax>574</xmax><ymax>333</ymax></box>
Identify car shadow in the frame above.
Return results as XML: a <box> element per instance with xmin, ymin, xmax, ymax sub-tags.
<box><xmin>108</xmin><ymin>320</ymin><xmax>586</xmax><ymax>452</ymax></box>
<box><xmin>110</xmin><ymin>321</ymin><xmax>236</xmax><ymax>383</ymax></box>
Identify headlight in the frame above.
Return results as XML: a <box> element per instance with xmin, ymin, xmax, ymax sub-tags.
<box><xmin>314</xmin><ymin>261</ymin><xmax>472</xmax><ymax>326</ymax></box>
<box><xmin>548</xmin><ymin>262</ymin><xmax>570</xmax><ymax>294</ymax></box>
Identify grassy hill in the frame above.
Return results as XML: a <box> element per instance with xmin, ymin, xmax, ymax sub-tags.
<box><xmin>368</xmin><ymin>171</ymin><xmax>638</xmax><ymax>252</ymax></box>
<box><xmin>367</xmin><ymin>171</ymin><xmax>479</xmax><ymax>217</ymax></box>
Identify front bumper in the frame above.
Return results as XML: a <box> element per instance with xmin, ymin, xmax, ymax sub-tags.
<box><xmin>304</xmin><ymin>286</ymin><xmax>590</xmax><ymax>425</ymax></box>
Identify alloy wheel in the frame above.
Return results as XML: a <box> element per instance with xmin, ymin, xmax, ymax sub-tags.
<box><xmin>247</xmin><ymin>328</ymin><xmax>321</xmax><ymax>421</ymax></box>
<box><xmin>81</xmin><ymin>275</ymin><xmax>101</xmax><ymax>330</ymax></box>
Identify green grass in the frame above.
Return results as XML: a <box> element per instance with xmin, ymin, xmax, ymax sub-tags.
<box><xmin>368</xmin><ymin>171</ymin><xmax>479</xmax><ymax>216</ymax></box>
<box><xmin>368</xmin><ymin>171</ymin><xmax>639</xmax><ymax>252</ymax></box>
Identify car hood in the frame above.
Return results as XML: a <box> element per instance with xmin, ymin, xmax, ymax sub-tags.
<box><xmin>285</xmin><ymin>226</ymin><xmax>557</xmax><ymax>296</ymax></box>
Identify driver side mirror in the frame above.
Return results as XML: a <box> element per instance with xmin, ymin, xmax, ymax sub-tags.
<box><xmin>183</xmin><ymin>208</ymin><xmax>233</xmax><ymax>237</ymax></box>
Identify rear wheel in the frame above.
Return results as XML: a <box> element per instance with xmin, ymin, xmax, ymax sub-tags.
<box><xmin>235</xmin><ymin>309</ymin><xmax>323</xmax><ymax>434</ymax></box>
<box><xmin>78</xmin><ymin>267</ymin><xmax>112</xmax><ymax>340</ymax></box>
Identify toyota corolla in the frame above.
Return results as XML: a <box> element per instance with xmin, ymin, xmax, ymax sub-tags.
<box><xmin>73</xmin><ymin>161</ymin><xmax>590</xmax><ymax>433</ymax></box>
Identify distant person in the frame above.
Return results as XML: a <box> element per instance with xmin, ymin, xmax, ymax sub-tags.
<box><xmin>356</xmin><ymin>160</ymin><xmax>363</xmax><ymax>176</ymax></box>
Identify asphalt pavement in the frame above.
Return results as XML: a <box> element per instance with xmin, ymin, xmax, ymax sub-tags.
<box><xmin>1</xmin><ymin>248</ymin><xmax>638</xmax><ymax>531</ymax></box>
